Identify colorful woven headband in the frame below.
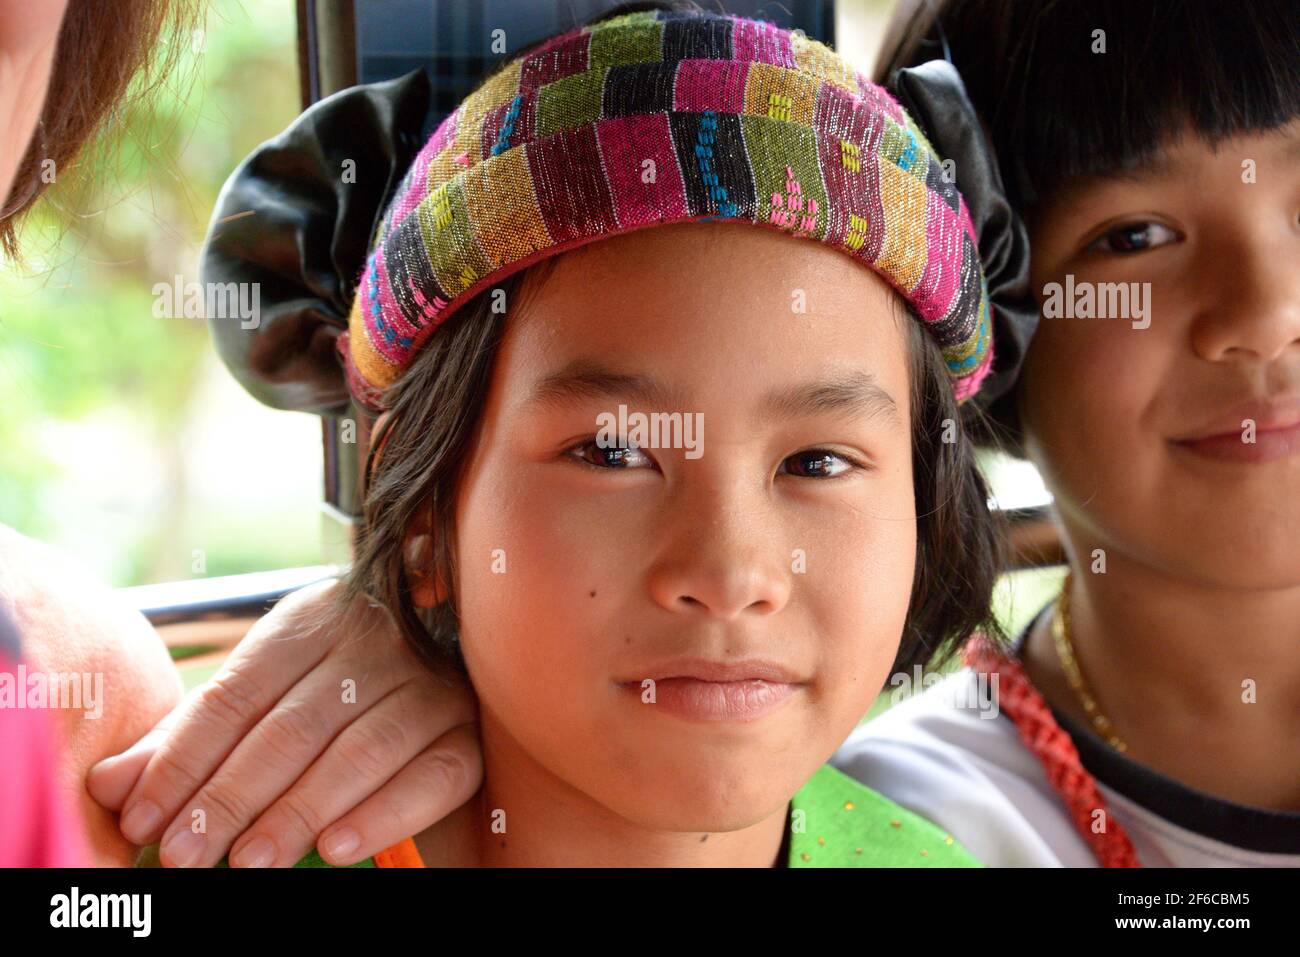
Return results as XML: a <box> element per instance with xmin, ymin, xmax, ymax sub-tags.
<box><xmin>339</xmin><ymin>8</ymin><xmax>994</xmax><ymax>408</ymax></box>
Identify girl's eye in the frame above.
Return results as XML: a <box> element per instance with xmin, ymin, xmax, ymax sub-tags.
<box><xmin>780</xmin><ymin>449</ymin><xmax>859</xmax><ymax>479</ymax></box>
<box><xmin>567</xmin><ymin>438</ymin><xmax>654</xmax><ymax>471</ymax></box>
<box><xmin>1085</xmin><ymin>221</ymin><xmax>1180</xmax><ymax>254</ymax></box>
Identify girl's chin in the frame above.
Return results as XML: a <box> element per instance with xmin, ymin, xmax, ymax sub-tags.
<box><xmin>596</xmin><ymin>786</ymin><xmax>796</xmax><ymax>835</ymax></box>
<box><xmin>567</xmin><ymin>750</ymin><xmax>814</xmax><ymax>832</ymax></box>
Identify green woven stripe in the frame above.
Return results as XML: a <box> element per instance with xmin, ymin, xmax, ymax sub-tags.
<box><xmin>876</xmin><ymin>118</ymin><xmax>913</xmax><ymax>169</ymax></box>
<box><xmin>588</xmin><ymin>17</ymin><xmax>663</xmax><ymax>68</ymax></box>
<box><xmin>416</xmin><ymin>178</ymin><xmax>489</xmax><ymax>298</ymax></box>
<box><xmin>537</xmin><ymin>67</ymin><xmax>609</xmax><ymax>139</ymax></box>
<box><xmin>741</xmin><ymin>114</ymin><xmax>829</xmax><ymax>240</ymax></box>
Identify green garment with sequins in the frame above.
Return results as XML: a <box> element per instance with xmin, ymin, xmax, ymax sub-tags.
<box><xmin>785</xmin><ymin>763</ymin><xmax>980</xmax><ymax>866</ymax></box>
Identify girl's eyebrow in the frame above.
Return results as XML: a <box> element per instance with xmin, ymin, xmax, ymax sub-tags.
<box><xmin>528</xmin><ymin>361</ymin><xmax>900</xmax><ymax>424</ymax></box>
<box><xmin>763</xmin><ymin>371</ymin><xmax>900</xmax><ymax>424</ymax></box>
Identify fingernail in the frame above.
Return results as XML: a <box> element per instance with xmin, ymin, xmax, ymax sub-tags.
<box><xmin>120</xmin><ymin>800</ymin><xmax>164</xmax><ymax>844</ymax></box>
<box><xmin>319</xmin><ymin>827</ymin><xmax>361</xmax><ymax>862</ymax></box>
<box><xmin>230</xmin><ymin>836</ymin><xmax>276</xmax><ymax>868</ymax></box>
<box><xmin>161</xmin><ymin>829</ymin><xmax>205</xmax><ymax>868</ymax></box>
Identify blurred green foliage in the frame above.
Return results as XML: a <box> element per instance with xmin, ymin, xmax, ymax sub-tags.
<box><xmin>0</xmin><ymin>0</ymin><xmax>320</xmax><ymax>586</ymax></box>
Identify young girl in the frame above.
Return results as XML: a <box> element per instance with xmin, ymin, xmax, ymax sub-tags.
<box><xmin>129</xmin><ymin>5</ymin><xmax>1043</xmax><ymax>867</ymax></box>
<box><xmin>829</xmin><ymin>0</ymin><xmax>1300</xmax><ymax>867</ymax></box>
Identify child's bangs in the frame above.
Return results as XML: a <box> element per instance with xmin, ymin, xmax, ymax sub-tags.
<box><xmin>882</xmin><ymin>0</ymin><xmax>1300</xmax><ymax>211</ymax></box>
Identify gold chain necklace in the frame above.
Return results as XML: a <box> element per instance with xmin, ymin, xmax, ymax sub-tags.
<box><xmin>1052</xmin><ymin>571</ymin><xmax>1128</xmax><ymax>753</ymax></box>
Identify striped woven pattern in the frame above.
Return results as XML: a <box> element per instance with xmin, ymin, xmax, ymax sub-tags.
<box><xmin>343</xmin><ymin>8</ymin><xmax>994</xmax><ymax>406</ymax></box>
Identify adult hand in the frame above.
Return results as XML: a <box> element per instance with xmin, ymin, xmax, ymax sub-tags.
<box><xmin>87</xmin><ymin>578</ymin><xmax>482</xmax><ymax>867</ymax></box>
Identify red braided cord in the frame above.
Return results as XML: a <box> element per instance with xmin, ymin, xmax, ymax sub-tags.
<box><xmin>964</xmin><ymin>635</ymin><xmax>1141</xmax><ymax>868</ymax></box>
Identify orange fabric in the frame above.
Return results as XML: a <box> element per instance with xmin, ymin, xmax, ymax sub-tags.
<box><xmin>373</xmin><ymin>836</ymin><xmax>425</xmax><ymax>868</ymax></box>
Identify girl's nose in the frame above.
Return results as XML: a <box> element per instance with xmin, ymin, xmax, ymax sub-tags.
<box><xmin>648</xmin><ymin>555</ymin><xmax>792</xmax><ymax>620</ymax></box>
<box><xmin>644</xmin><ymin>481</ymin><xmax>792</xmax><ymax>621</ymax></box>
<box><xmin>1190</xmin><ymin>226</ymin><xmax>1300</xmax><ymax>364</ymax></box>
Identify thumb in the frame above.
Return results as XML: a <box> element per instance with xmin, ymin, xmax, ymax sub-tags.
<box><xmin>86</xmin><ymin>701</ymin><xmax>182</xmax><ymax>810</ymax></box>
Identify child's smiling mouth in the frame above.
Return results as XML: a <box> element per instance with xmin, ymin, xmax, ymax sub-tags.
<box><xmin>1169</xmin><ymin>395</ymin><xmax>1300</xmax><ymax>465</ymax></box>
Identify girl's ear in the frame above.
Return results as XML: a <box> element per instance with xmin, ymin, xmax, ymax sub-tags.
<box><xmin>404</xmin><ymin>505</ymin><xmax>449</xmax><ymax>609</ymax></box>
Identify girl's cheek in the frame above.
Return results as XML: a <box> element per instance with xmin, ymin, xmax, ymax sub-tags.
<box><xmin>1025</xmin><ymin>317</ymin><xmax>1155</xmax><ymax>454</ymax></box>
<box><xmin>453</xmin><ymin>477</ymin><xmax>607</xmax><ymax>728</ymax></box>
<box><xmin>800</xmin><ymin>489</ymin><xmax>916</xmax><ymax>711</ymax></box>
<box><xmin>455</xmin><ymin>463</ymin><xmax>635</xmax><ymax>677</ymax></box>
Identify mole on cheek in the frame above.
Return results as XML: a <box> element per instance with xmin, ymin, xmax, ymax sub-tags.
<box><xmin>589</xmin><ymin>589</ymin><xmax>596</xmax><ymax>597</ymax></box>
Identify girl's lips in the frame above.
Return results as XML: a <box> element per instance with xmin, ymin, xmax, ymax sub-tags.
<box><xmin>1171</xmin><ymin>419</ymin><xmax>1300</xmax><ymax>464</ymax></box>
<box><xmin>1170</xmin><ymin>396</ymin><xmax>1300</xmax><ymax>464</ymax></box>
<box><xmin>620</xmin><ymin>677</ymin><xmax>798</xmax><ymax>722</ymax></box>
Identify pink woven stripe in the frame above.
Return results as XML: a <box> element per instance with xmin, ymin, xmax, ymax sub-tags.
<box><xmin>392</xmin><ymin>110</ymin><xmax>459</xmax><ymax>226</ymax></box>
<box><xmin>732</xmin><ymin>17</ymin><xmax>794</xmax><ymax>67</ymax></box>
<box><xmin>391</xmin><ymin>147</ymin><xmax>433</xmax><ymax>227</ymax></box>
<box><xmin>815</xmin><ymin>122</ymin><xmax>886</xmax><ymax>263</ymax></box>
<box><xmin>857</xmin><ymin>81</ymin><xmax>906</xmax><ymax>126</ymax></box>
<box><xmin>597</xmin><ymin>113</ymin><xmax>690</xmax><ymax>229</ymax></box>
<box><xmin>953</xmin><ymin>331</ymin><xmax>994</xmax><ymax>403</ymax></box>
<box><xmin>815</xmin><ymin>82</ymin><xmax>887</xmax><ymax>154</ymax></box>
<box><xmin>428</xmin><ymin>109</ymin><xmax>458</xmax><ymax>156</ymax></box>
<box><xmin>957</xmin><ymin>197</ymin><xmax>978</xmax><ymax>248</ymax></box>
<box><xmin>367</xmin><ymin>249</ymin><xmax>421</xmax><ymax>365</ymax></box>
<box><xmin>521</xmin><ymin>29</ymin><xmax>592</xmax><ymax>89</ymax></box>
<box><xmin>673</xmin><ymin>59</ymin><xmax>750</xmax><ymax>113</ymax></box>
<box><xmin>526</xmin><ymin>123</ymin><xmax>619</xmax><ymax>243</ymax></box>
<box><xmin>911</xmin><ymin>191</ymin><xmax>964</xmax><ymax>323</ymax></box>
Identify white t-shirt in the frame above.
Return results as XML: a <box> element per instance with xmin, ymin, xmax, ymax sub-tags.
<box><xmin>831</xmin><ymin>611</ymin><xmax>1300</xmax><ymax>867</ymax></box>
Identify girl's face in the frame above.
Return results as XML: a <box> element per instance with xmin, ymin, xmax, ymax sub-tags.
<box><xmin>1021</xmin><ymin>121</ymin><xmax>1300</xmax><ymax>587</ymax></box>
<box><xmin>449</xmin><ymin>220</ymin><xmax>916</xmax><ymax>832</ymax></box>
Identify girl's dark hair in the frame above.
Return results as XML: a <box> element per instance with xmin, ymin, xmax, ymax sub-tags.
<box><xmin>327</xmin><ymin>0</ymin><xmax>1004</xmax><ymax>686</ymax></box>
<box><xmin>333</xmin><ymin>256</ymin><xmax>1003</xmax><ymax>685</ymax></box>
<box><xmin>1</xmin><ymin>0</ymin><xmax>203</xmax><ymax>260</ymax></box>
<box><xmin>876</xmin><ymin>0</ymin><xmax>1300</xmax><ymax>217</ymax></box>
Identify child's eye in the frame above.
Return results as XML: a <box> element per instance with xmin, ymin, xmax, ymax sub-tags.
<box><xmin>566</xmin><ymin>438</ymin><xmax>655</xmax><ymax>471</ymax></box>
<box><xmin>1085</xmin><ymin>221</ymin><xmax>1181</xmax><ymax>254</ymax></box>
<box><xmin>779</xmin><ymin>449</ymin><xmax>861</xmax><ymax>479</ymax></box>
